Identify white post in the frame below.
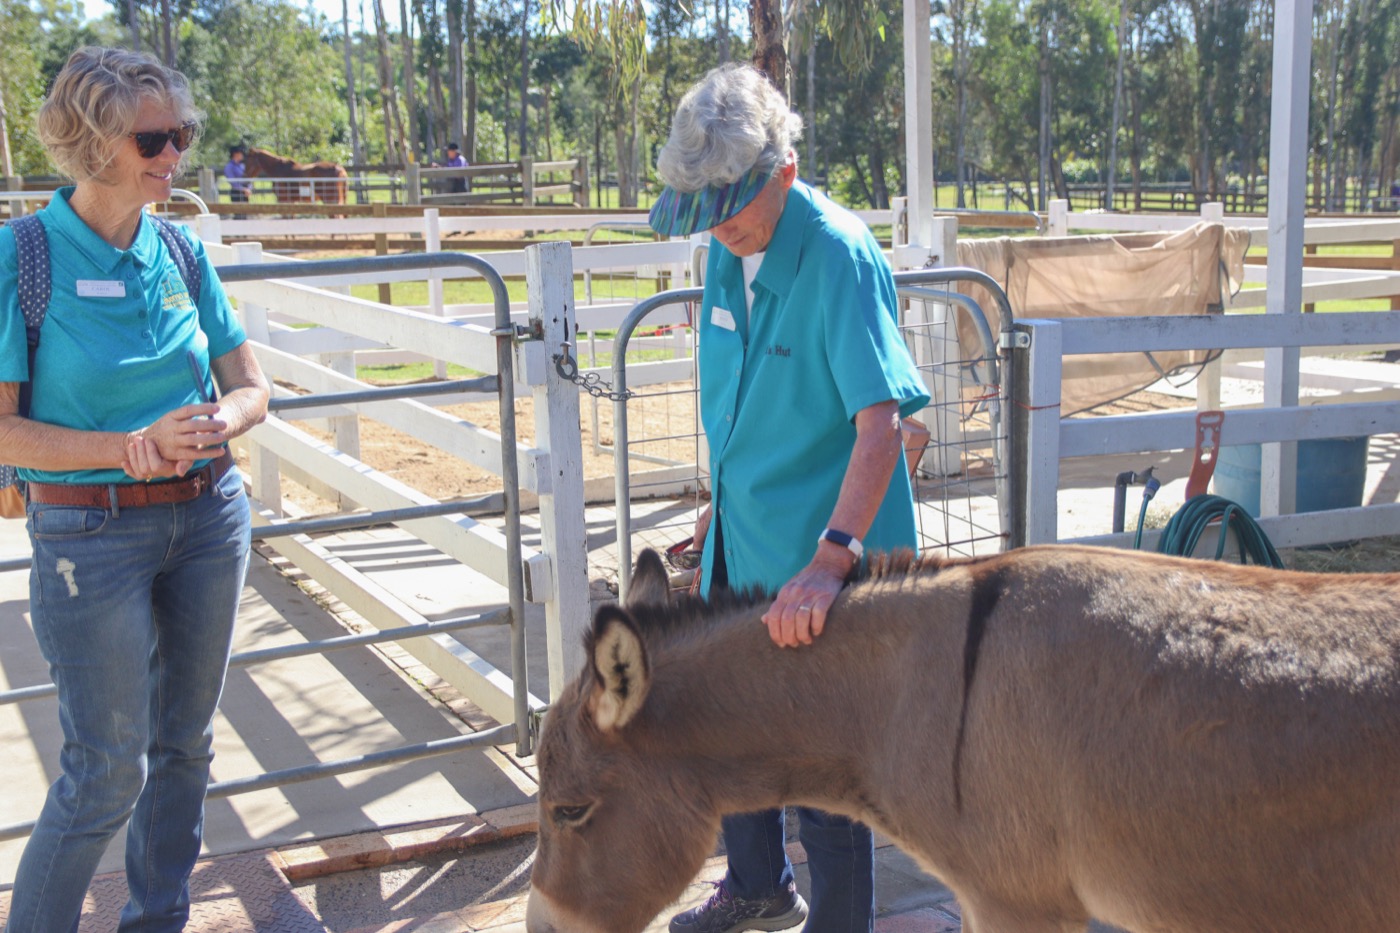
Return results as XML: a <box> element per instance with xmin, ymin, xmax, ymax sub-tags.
<box><xmin>1260</xmin><ymin>0</ymin><xmax>1313</xmax><ymax>517</ymax></box>
<box><xmin>1019</xmin><ymin>320</ymin><xmax>1064</xmax><ymax>544</ymax></box>
<box><xmin>1048</xmin><ymin>199</ymin><xmax>1070</xmax><ymax>237</ymax></box>
<box><xmin>902</xmin><ymin>0</ymin><xmax>934</xmax><ymax>256</ymax></box>
<box><xmin>1198</xmin><ymin>200</ymin><xmax>1225</xmax><ymax>412</ymax></box>
<box><xmin>198</xmin><ymin>166</ymin><xmax>218</xmax><ymax>204</ymax></box>
<box><xmin>909</xmin><ymin>217</ymin><xmax>964</xmax><ymax>477</ymax></box>
<box><xmin>194</xmin><ymin>213</ymin><xmax>222</xmax><ymax>245</ymax></box>
<box><xmin>424</xmin><ymin>208</ymin><xmax>448</xmax><ymax>379</ymax></box>
<box><xmin>231</xmin><ymin>241</ymin><xmax>281</xmax><ymax>513</ymax></box>
<box><xmin>525</xmin><ymin>242</ymin><xmax>590</xmax><ymax>702</ymax></box>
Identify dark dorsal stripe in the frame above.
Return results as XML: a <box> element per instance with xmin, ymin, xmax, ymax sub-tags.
<box><xmin>952</xmin><ymin>566</ymin><xmax>1003</xmax><ymax>812</ymax></box>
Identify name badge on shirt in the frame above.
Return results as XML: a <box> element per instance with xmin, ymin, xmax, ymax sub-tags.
<box><xmin>76</xmin><ymin>280</ymin><xmax>126</xmax><ymax>298</ymax></box>
<box><xmin>711</xmin><ymin>306</ymin><xmax>737</xmax><ymax>331</ymax></box>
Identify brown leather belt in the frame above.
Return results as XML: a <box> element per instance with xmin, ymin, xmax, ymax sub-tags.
<box><xmin>26</xmin><ymin>450</ymin><xmax>235</xmax><ymax>509</ymax></box>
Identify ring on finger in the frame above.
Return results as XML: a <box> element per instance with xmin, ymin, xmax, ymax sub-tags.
<box><xmin>797</xmin><ymin>605</ymin><xmax>812</xmax><ymax>614</ymax></box>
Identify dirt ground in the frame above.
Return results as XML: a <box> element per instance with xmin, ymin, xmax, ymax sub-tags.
<box><xmin>257</xmin><ymin>266</ymin><xmax>1400</xmax><ymax>576</ymax></box>
<box><xmin>274</xmin><ymin>380</ymin><xmax>704</xmax><ymax>512</ymax></box>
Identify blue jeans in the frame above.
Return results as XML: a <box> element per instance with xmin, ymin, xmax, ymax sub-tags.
<box><xmin>6</xmin><ymin>468</ymin><xmax>251</xmax><ymax>933</ymax></box>
<box><xmin>722</xmin><ymin>807</ymin><xmax>875</xmax><ymax>933</ymax></box>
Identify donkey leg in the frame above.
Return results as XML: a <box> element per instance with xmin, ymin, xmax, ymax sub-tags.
<box><xmin>960</xmin><ymin>896</ymin><xmax>1089</xmax><ymax>933</ymax></box>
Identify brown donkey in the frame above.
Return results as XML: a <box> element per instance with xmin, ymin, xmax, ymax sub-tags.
<box><xmin>525</xmin><ymin>546</ymin><xmax>1400</xmax><ymax>933</ymax></box>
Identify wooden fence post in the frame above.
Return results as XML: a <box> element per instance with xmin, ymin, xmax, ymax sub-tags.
<box><xmin>1392</xmin><ymin>238</ymin><xmax>1400</xmax><ymax>311</ymax></box>
<box><xmin>372</xmin><ymin>203</ymin><xmax>393</xmax><ymax>305</ymax></box>
<box><xmin>521</xmin><ymin>156</ymin><xmax>535</xmax><ymax>207</ymax></box>
<box><xmin>405</xmin><ymin>162</ymin><xmax>421</xmax><ymax>205</ymax></box>
<box><xmin>573</xmin><ymin>155</ymin><xmax>589</xmax><ymax>208</ymax></box>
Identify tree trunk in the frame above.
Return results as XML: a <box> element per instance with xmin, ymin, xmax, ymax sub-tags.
<box><xmin>1037</xmin><ymin>12</ymin><xmax>1051</xmax><ymax>211</ymax></box>
<box><xmin>372</xmin><ymin>0</ymin><xmax>408</xmax><ymax>166</ymax></box>
<box><xmin>0</xmin><ymin>81</ymin><xmax>13</xmax><ymax>177</ymax></box>
<box><xmin>448</xmin><ymin>0</ymin><xmax>464</xmax><ymax>146</ymax></box>
<box><xmin>952</xmin><ymin>0</ymin><xmax>972</xmax><ymax>209</ymax></box>
<box><xmin>612</xmin><ymin>90</ymin><xmax>638</xmax><ymax>207</ymax></box>
<box><xmin>342</xmin><ymin>0</ymin><xmax>365</xmax><ymax>168</ymax></box>
<box><xmin>128</xmin><ymin>0</ymin><xmax>140</xmax><ymax>51</ymax></box>
<box><xmin>805</xmin><ymin>30</ymin><xmax>816</xmax><ymax>178</ymax></box>
<box><xmin>718</xmin><ymin>0</ymin><xmax>731</xmax><ymax>64</ymax></box>
<box><xmin>519</xmin><ymin>0</ymin><xmax>530</xmax><ymax>157</ymax></box>
<box><xmin>1106</xmin><ymin>0</ymin><xmax>1128</xmax><ymax>209</ymax></box>
<box><xmin>750</xmin><ymin>0</ymin><xmax>788</xmax><ymax>97</ymax></box>
<box><xmin>1129</xmin><ymin>20</ymin><xmax>1143</xmax><ymax>210</ymax></box>
<box><xmin>542</xmin><ymin>87</ymin><xmax>553</xmax><ymax>161</ymax></box>
<box><xmin>466</xmin><ymin>0</ymin><xmax>478</xmax><ymax>160</ymax></box>
<box><xmin>161</xmin><ymin>0</ymin><xmax>174</xmax><ymax>65</ymax></box>
<box><xmin>399</xmin><ymin>0</ymin><xmax>419</xmax><ymax>160</ymax></box>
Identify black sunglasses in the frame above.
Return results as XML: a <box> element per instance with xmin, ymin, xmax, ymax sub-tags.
<box><xmin>129</xmin><ymin>122</ymin><xmax>198</xmax><ymax>159</ymax></box>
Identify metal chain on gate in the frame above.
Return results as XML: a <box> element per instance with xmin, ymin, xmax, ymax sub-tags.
<box><xmin>553</xmin><ymin>341</ymin><xmax>635</xmax><ymax>401</ymax></box>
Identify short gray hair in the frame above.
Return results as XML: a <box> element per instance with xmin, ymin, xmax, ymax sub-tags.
<box><xmin>657</xmin><ymin>63</ymin><xmax>803</xmax><ymax>193</ymax></box>
<box><xmin>37</xmin><ymin>46</ymin><xmax>201</xmax><ymax>184</ymax></box>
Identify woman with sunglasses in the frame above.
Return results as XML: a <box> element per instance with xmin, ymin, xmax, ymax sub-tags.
<box><xmin>0</xmin><ymin>47</ymin><xmax>268</xmax><ymax>932</ymax></box>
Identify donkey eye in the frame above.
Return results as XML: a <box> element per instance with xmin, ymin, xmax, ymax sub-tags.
<box><xmin>552</xmin><ymin>804</ymin><xmax>592</xmax><ymax>826</ymax></box>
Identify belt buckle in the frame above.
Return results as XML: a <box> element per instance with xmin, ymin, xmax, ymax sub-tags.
<box><xmin>191</xmin><ymin>471</ymin><xmax>207</xmax><ymax>497</ymax></box>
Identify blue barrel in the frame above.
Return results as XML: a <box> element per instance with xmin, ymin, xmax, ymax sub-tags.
<box><xmin>1212</xmin><ymin>437</ymin><xmax>1370</xmax><ymax>517</ymax></box>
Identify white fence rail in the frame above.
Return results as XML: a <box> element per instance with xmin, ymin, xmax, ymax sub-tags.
<box><xmin>1014</xmin><ymin>311</ymin><xmax>1400</xmax><ymax>550</ymax></box>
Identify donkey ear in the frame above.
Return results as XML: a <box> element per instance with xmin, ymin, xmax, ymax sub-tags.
<box><xmin>587</xmin><ymin>606</ymin><xmax>651</xmax><ymax>732</ymax></box>
<box><xmin>626</xmin><ymin>548</ymin><xmax>671</xmax><ymax>609</ymax></box>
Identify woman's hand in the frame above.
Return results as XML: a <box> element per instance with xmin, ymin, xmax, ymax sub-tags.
<box><xmin>760</xmin><ymin>544</ymin><xmax>856</xmax><ymax>647</ymax></box>
<box><xmin>123</xmin><ymin>434</ymin><xmax>191</xmax><ymax>481</ymax></box>
<box><xmin>126</xmin><ymin>403</ymin><xmax>225</xmax><ymax>478</ymax></box>
<box><xmin>693</xmin><ymin>504</ymin><xmax>714</xmax><ymax>552</ymax></box>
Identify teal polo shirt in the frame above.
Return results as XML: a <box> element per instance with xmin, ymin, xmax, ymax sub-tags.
<box><xmin>697</xmin><ymin>180</ymin><xmax>930</xmax><ymax>595</ymax></box>
<box><xmin>0</xmin><ymin>187</ymin><xmax>247</xmax><ymax>485</ymax></box>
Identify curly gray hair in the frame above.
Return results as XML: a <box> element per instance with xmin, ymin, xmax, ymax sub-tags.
<box><xmin>656</xmin><ymin>63</ymin><xmax>803</xmax><ymax>193</ymax></box>
<box><xmin>37</xmin><ymin>46</ymin><xmax>202</xmax><ymax>184</ymax></box>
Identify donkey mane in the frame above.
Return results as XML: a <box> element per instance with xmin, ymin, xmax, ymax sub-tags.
<box><xmin>614</xmin><ymin>548</ymin><xmax>988</xmax><ymax>644</ymax></box>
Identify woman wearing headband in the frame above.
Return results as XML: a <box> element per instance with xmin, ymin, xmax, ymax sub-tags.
<box><xmin>0</xmin><ymin>46</ymin><xmax>267</xmax><ymax>931</ymax></box>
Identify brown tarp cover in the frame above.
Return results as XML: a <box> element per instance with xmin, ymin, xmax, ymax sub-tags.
<box><xmin>955</xmin><ymin>222</ymin><xmax>1251</xmax><ymax>414</ymax></box>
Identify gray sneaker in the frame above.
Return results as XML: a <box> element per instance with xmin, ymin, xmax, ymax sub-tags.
<box><xmin>668</xmin><ymin>881</ymin><xmax>809</xmax><ymax>933</ymax></box>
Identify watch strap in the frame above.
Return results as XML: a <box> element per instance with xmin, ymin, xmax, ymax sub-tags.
<box><xmin>818</xmin><ymin>527</ymin><xmax>863</xmax><ymax>560</ymax></box>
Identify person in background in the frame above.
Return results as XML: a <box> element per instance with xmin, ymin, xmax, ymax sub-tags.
<box><xmin>648</xmin><ymin>63</ymin><xmax>930</xmax><ymax>933</ymax></box>
<box><xmin>224</xmin><ymin>143</ymin><xmax>251</xmax><ymax>203</ymax></box>
<box><xmin>443</xmin><ymin>141</ymin><xmax>468</xmax><ymax>193</ymax></box>
<box><xmin>0</xmin><ymin>46</ymin><xmax>268</xmax><ymax>932</ymax></box>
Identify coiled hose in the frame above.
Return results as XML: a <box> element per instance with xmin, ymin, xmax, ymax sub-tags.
<box><xmin>1155</xmin><ymin>494</ymin><xmax>1285</xmax><ymax>568</ymax></box>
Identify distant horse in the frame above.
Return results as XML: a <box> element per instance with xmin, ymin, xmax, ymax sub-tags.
<box><xmin>241</xmin><ymin>147</ymin><xmax>348</xmax><ymax>204</ymax></box>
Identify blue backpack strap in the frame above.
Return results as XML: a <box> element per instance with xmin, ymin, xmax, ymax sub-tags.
<box><xmin>150</xmin><ymin>216</ymin><xmax>203</xmax><ymax>304</ymax></box>
<box><xmin>2</xmin><ymin>214</ymin><xmax>52</xmax><ymax>490</ymax></box>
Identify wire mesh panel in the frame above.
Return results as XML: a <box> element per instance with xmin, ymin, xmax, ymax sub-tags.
<box><xmin>898</xmin><ymin>282</ymin><xmax>1010</xmax><ymax>558</ymax></box>
<box><xmin>608</xmin><ymin>269</ymin><xmax>1015</xmax><ymax>600</ymax></box>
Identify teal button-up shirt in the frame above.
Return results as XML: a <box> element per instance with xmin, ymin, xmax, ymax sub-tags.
<box><xmin>0</xmin><ymin>187</ymin><xmax>247</xmax><ymax>485</ymax></box>
<box><xmin>697</xmin><ymin>181</ymin><xmax>929</xmax><ymax>595</ymax></box>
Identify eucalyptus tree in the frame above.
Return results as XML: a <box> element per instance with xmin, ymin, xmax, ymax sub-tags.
<box><xmin>933</xmin><ymin>0</ymin><xmax>983</xmax><ymax>207</ymax></box>
<box><xmin>185</xmin><ymin>0</ymin><xmax>350</xmax><ymax>160</ymax></box>
<box><xmin>809</xmin><ymin>9</ymin><xmax>904</xmax><ymax>207</ymax></box>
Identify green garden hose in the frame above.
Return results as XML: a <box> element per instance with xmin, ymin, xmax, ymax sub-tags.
<box><xmin>1154</xmin><ymin>494</ymin><xmax>1286</xmax><ymax>568</ymax></box>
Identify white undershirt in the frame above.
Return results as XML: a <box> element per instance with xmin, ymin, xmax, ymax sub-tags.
<box><xmin>741</xmin><ymin>251</ymin><xmax>765</xmax><ymax>327</ymax></box>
